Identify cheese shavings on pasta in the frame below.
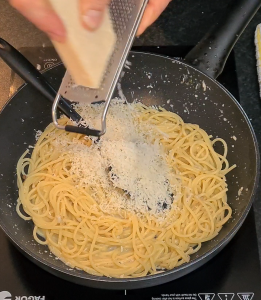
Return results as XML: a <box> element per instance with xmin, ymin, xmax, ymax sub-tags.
<box><xmin>16</xmin><ymin>101</ymin><xmax>235</xmax><ymax>278</ymax></box>
<box><xmin>51</xmin><ymin>103</ymin><xmax>178</xmax><ymax>217</ymax></box>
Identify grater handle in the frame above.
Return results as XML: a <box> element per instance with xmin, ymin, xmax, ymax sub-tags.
<box><xmin>0</xmin><ymin>38</ymin><xmax>82</xmax><ymax>122</ymax></box>
<box><xmin>64</xmin><ymin>125</ymin><xmax>102</xmax><ymax>137</ymax></box>
<box><xmin>52</xmin><ymin>93</ymin><xmax>103</xmax><ymax>137</ymax></box>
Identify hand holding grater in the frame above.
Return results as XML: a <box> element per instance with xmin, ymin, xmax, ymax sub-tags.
<box><xmin>52</xmin><ymin>0</ymin><xmax>148</xmax><ymax>137</ymax></box>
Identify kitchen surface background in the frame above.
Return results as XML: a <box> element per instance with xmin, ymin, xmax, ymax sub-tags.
<box><xmin>0</xmin><ymin>0</ymin><xmax>261</xmax><ymax>265</ymax></box>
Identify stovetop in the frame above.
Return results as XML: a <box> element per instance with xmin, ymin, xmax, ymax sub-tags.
<box><xmin>1</xmin><ymin>46</ymin><xmax>260</xmax><ymax>300</ymax></box>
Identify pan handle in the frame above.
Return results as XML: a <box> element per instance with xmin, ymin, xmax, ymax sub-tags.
<box><xmin>184</xmin><ymin>0</ymin><xmax>261</xmax><ymax>79</ymax></box>
<box><xmin>0</xmin><ymin>38</ymin><xmax>81</xmax><ymax>122</ymax></box>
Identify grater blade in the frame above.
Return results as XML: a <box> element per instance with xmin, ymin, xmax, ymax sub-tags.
<box><xmin>52</xmin><ymin>0</ymin><xmax>148</xmax><ymax>137</ymax></box>
<box><xmin>58</xmin><ymin>0</ymin><xmax>148</xmax><ymax>104</ymax></box>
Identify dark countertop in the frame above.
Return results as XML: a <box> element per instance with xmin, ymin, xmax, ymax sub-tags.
<box><xmin>0</xmin><ymin>0</ymin><xmax>260</xmax><ymax>264</ymax></box>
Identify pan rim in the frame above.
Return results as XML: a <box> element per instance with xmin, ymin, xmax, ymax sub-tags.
<box><xmin>0</xmin><ymin>50</ymin><xmax>259</xmax><ymax>288</ymax></box>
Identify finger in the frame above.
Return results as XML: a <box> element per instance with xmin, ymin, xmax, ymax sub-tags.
<box><xmin>80</xmin><ymin>0</ymin><xmax>110</xmax><ymax>31</ymax></box>
<box><xmin>137</xmin><ymin>0</ymin><xmax>171</xmax><ymax>36</ymax></box>
<box><xmin>9</xmin><ymin>0</ymin><xmax>66</xmax><ymax>42</ymax></box>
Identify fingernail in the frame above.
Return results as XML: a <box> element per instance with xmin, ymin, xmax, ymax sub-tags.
<box><xmin>83</xmin><ymin>10</ymin><xmax>102</xmax><ymax>30</ymax></box>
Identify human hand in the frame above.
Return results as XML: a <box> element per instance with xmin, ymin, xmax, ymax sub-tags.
<box><xmin>9</xmin><ymin>0</ymin><xmax>111</xmax><ymax>42</ymax></box>
<box><xmin>9</xmin><ymin>0</ymin><xmax>171</xmax><ymax>42</ymax></box>
<box><xmin>138</xmin><ymin>0</ymin><xmax>171</xmax><ymax>36</ymax></box>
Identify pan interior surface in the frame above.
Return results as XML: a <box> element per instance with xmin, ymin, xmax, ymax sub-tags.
<box><xmin>0</xmin><ymin>52</ymin><xmax>258</xmax><ymax>289</ymax></box>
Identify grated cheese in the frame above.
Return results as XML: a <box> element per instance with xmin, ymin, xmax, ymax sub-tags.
<box><xmin>55</xmin><ymin>102</ymin><xmax>178</xmax><ymax>218</ymax></box>
<box><xmin>35</xmin><ymin>130</ymin><xmax>43</xmax><ymax>141</ymax></box>
<box><xmin>238</xmin><ymin>187</ymin><xmax>243</xmax><ymax>196</ymax></box>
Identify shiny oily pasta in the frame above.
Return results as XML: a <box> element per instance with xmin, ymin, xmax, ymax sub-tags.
<box><xmin>16</xmin><ymin>103</ymin><xmax>235</xmax><ymax>278</ymax></box>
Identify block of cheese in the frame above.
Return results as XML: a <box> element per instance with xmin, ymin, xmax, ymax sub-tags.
<box><xmin>48</xmin><ymin>0</ymin><xmax>117</xmax><ymax>89</ymax></box>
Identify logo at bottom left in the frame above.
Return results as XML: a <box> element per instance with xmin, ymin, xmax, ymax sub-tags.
<box><xmin>0</xmin><ymin>292</ymin><xmax>11</xmax><ymax>300</ymax></box>
<box><xmin>0</xmin><ymin>292</ymin><xmax>45</xmax><ymax>300</ymax></box>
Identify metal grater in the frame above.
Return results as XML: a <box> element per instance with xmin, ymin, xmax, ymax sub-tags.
<box><xmin>52</xmin><ymin>0</ymin><xmax>148</xmax><ymax>137</ymax></box>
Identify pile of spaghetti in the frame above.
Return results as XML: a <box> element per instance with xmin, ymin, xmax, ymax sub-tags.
<box><xmin>16</xmin><ymin>102</ymin><xmax>235</xmax><ymax>278</ymax></box>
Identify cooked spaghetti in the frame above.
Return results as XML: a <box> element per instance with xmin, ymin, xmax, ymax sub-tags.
<box><xmin>16</xmin><ymin>102</ymin><xmax>235</xmax><ymax>278</ymax></box>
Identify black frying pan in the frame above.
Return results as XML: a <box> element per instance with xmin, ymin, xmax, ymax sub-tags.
<box><xmin>0</xmin><ymin>0</ymin><xmax>260</xmax><ymax>290</ymax></box>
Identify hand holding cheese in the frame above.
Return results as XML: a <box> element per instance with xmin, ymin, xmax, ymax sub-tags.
<box><xmin>9</xmin><ymin>0</ymin><xmax>172</xmax><ymax>42</ymax></box>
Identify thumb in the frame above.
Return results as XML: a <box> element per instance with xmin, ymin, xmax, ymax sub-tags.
<box><xmin>80</xmin><ymin>0</ymin><xmax>110</xmax><ymax>31</ymax></box>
